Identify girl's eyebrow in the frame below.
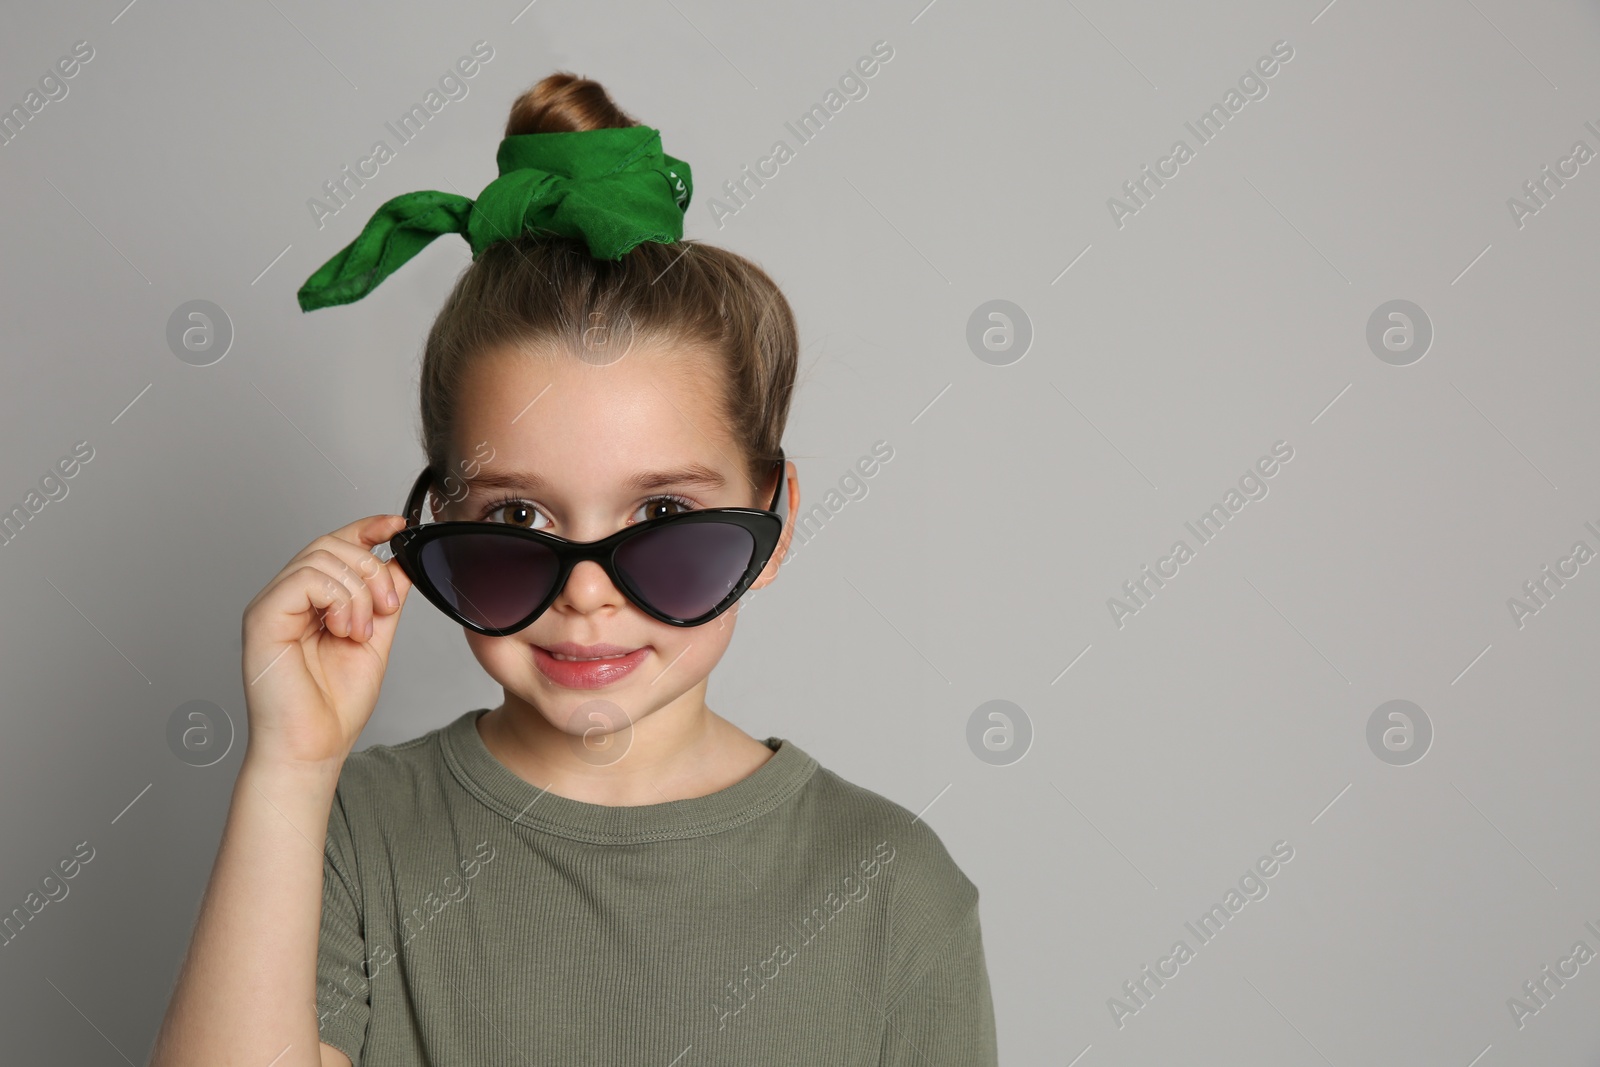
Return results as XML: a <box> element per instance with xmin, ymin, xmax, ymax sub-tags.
<box><xmin>465</xmin><ymin>463</ymin><xmax>728</xmax><ymax>494</ymax></box>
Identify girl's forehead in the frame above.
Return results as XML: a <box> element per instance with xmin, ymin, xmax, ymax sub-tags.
<box><xmin>449</xmin><ymin>345</ymin><xmax>740</xmax><ymax>478</ymax></box>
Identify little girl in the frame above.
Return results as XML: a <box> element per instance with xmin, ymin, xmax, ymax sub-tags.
<box><xmin>152</xmin><ymin>72</ymin><xmax>996</xmax><ymax>1066</ymax></box>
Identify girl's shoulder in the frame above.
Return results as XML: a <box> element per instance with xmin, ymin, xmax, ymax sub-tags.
<box><xmin>798</xmin><ymin>756</ymin><xmax>984</xmax><ymax>998</ymax></box>
<box><xmin>799</xmin><ymin>756</ymin><xmax>981</xmax><ymax>904</ymax></box>
<box><xmin>329</xmin><ymin>713</ymin><xmax>456</xmax><ymax>808</ymax></box>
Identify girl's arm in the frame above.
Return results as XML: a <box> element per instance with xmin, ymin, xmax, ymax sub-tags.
<box><xmin>878</xmin><ymin>901</ymin><xmax>999</xmax><ymax>1066</ymax></box>
<box><xmin>149</xmin><ymin>513</ymin><xmax>412</xmax><ymax>1066</ymax></box>
<box><xmin>149</xmin><ymin>754</ymin><xmax>347</xmax><ymax>1067</ymax></box>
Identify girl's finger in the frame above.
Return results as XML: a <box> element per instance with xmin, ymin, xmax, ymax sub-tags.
<box><xmin>248</xmin><ymin>564</ymin><xmax>354</xmax><ymax>645</ymax></box>
<box><xmin>289</xmin><ymin>515</ymin><xmax>409</xmax><ymax>617</ymax></box>
<box><xmin>315</xmin><ymin>535</ymin><xmax>404</xmax><ymax>622</ymax></box>
<box><xmin>299</xmin><ymin>549</ymin><xmax>375</xmax><ymax>641</ymax></box>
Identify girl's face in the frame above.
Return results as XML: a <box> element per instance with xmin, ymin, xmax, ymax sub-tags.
<box><xmin>442</xmin><ymin>341</ymin><xmax>796</xmax><ymax>741</ymax></box>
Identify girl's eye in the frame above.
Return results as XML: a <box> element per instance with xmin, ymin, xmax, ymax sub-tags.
<box><xmin>633</xmin><ymin>494</ymin><xmax>697</xmax><ymax>523</ymax></box>
<box><xmin>479</xmin><ymin>494</ymin><xmax>697</xmax><ymax>530</ymax></box>
<box><xmin>482</xmin><ymin>497</ymin><xmax>550</xmax><ymax>530</ymax></box>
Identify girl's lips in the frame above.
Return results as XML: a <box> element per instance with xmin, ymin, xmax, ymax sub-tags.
<box><xmin>530</xmin><ymin>644</ymin><xmax>649</xmax><ymax>689</ymax></box>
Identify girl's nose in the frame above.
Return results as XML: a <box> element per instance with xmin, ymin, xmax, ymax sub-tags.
<box><xmin>553</xmin><ymin>559</ymin><xmax>627</xmax><ymax>614</ymax></box>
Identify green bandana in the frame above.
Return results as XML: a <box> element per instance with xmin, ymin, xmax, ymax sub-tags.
<box><xmin>297</xmin><ymin>125</ymin><xmax>693</xmax><ymax>312</ymax></box>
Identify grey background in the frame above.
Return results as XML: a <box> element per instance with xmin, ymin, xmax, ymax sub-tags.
<box><xmin>2</xmin><ymin>0</ymin><xmax>1597</xmax><ymax>1063</ymax></box>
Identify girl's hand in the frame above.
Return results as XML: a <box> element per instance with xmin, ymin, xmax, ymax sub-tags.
<box><xmin>240</xmin><ymin>514</ymin><xmax>413</xmax><ymax>769</ymax></box>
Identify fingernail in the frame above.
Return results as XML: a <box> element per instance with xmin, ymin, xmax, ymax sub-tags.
<box><xmin>387</xmin><ymin>589</ymin><xmax>399</xmax><ymax>609</ymax></box>
<box><xmin>365</xmin><ymin>618</ymin><xmax>374</xmax><ymax>639</ymax></box>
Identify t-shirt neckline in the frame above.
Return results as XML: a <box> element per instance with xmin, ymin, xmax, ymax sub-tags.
<box><xmin>440</xmin><ymin>708</ymin><xmax>819</xmax><ymax>844</ymax></box>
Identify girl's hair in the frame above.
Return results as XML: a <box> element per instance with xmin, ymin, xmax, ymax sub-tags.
<box><xmin>420</xmin><ymin>71</ymin><xmax>799</xmax><ymax>503</ymax></box>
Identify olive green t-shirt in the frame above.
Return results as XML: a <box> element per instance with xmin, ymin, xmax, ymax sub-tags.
<box><xmin>315</xmin><ymin>708</ymin><xmax>997</xmax><ymax>1065</ymax></box>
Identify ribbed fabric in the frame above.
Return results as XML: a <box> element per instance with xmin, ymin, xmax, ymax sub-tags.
<box><xmin>315</xmin><ymin>708</ymin><xmax>996</xmax><ymax>1065</ymax></box>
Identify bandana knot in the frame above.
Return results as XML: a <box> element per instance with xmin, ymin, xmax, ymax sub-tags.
<box><xmin>297</xmin><ymin>125</ymin><xmax>692</xmax><ymax>312</ymax></box>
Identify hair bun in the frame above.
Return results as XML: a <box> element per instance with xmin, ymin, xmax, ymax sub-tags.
<box><xmin>505</xmin><ymin>72</ymin><xmax>639</xmax><ymax>135</ymax></box>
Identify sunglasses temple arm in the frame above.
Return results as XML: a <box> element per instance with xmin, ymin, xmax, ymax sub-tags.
<box><xmin>768</xmin><ymin>452</ymin><xmax>788</xmax><ymax>517</ymax></box>
<box><xmin>402</xmin><ymin>467</ymin><xmax>437</xmax><ymax>526</ymax></box>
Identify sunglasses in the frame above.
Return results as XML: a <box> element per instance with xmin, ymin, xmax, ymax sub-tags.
<box><xmin>387</xmin><ymin>450</ymin><xmax>789</xmax><ymax>636</ymax></box>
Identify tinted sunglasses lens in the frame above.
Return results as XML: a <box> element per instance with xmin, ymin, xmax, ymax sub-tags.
<box><xmin>615</xmin><ymin>521</ymin><xmax>757</xmax><ymax>621</ymax></box>
<box><xmin>419</xmin><ymin>532</ymin><xmax>559</xmax><ymax>630</ymax></box>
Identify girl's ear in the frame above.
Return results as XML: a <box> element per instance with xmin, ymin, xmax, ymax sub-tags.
<box><xmin>753</xmin><ymin>461</ymin><xmax>799</xmax><ymax>591</ymax></box>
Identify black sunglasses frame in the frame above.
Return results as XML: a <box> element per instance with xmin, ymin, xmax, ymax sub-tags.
<box><xmin>386</xmin><ymin>449</ymin><xmax>789</xmax><ymax>636</ymax></box>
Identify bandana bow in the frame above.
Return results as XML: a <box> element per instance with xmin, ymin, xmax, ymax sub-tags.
<box><xmin>297</xmin><ymin>125</ymin><xmax>693</xmax><ymax>312</ymax></box>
